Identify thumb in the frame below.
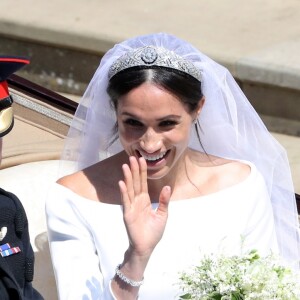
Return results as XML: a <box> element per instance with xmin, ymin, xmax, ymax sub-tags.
<box><xmin>157</xmin><ymin>186</ymin><xmax>171</xmax><ymax>215</ymax></box>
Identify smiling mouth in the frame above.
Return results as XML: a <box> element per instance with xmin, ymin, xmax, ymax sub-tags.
<box><xmin>137</xmin><ymin>150</ymin><xmax>169</xmax><ymax>163</ymax></box>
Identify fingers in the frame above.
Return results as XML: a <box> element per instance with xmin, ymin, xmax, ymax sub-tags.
<box><xmin>122</xmin><ymin>163</ymin><xmax>135</xmax><ymax>201</ymax></box>
<box><xmin>120</xmin><ymin>156</ymin><xmax>148</xmax><ymax>205</ymax></box>
<box><xmin>118</xmin><ymin>180</ymin><xmax>130</xmax><ymax>210</ymax></box>
<box><xmin>139</xmin><ymin>157</ymin><xmax>148</xmax><ymax>194</ymax></box>
<box><xmin>129</xmin><ymin>156</ymin><xmax>141</xmax><ymax>195</ymax></box>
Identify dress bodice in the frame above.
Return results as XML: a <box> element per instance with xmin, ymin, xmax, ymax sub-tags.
<box><xmin>46</xmin><ymin>162</ymin><xmax>278</xmax><ymax>299</ymax></box>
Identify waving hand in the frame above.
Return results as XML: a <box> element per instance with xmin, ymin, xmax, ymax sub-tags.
<box><xmin>118</xmin><ymin>156</ymin><xmax>171</xmax><ymax>257</ymax></box>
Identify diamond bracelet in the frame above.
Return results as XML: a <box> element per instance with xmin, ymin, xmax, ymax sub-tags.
<box><xmin>115</xmin><ymin>264</ymin><xmax>144</xmax><ymax>287</ymax></box>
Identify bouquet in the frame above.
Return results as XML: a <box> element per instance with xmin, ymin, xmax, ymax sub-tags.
<box><xmin>178</xmin><ymin>249</ymin><xmax>300</xmax><ymax>300</ymax></box>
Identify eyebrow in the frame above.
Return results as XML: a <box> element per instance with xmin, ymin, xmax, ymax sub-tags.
<box><xmin>121</xmin><ymin>112</ymin><xmax>182</xmax><ymax>121</ymax></box>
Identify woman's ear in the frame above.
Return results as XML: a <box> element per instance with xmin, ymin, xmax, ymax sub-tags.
<box><xmin>195</xmin><ymin>96</ymin><xmax>205</xmax><ymax>118</ymax></box>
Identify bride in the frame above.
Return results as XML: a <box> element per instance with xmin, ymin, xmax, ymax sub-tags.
<box><xmin>46</xmin><ymin>33</ymin><xmax>300</xmax><ymax>299</ymax></box>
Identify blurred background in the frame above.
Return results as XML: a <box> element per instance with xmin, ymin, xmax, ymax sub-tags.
<box><xmin>0</xmin><ymin>1</ymin><xmax>299</xmax><ymax>298</ymax></box>
<box><xmin>1</xmin><ymin>0</ymin><xmax>300</xmax><ymax>132</ymax></box>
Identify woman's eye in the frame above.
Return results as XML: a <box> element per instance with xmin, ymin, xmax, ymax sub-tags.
<box><xmin>159</xmin><ymin>120</ymin><xmax>177</xmax><ymax>127</ymax></box>
<box><xmin>124</xmin><ymin>119</ymin><xmax>143</xmax><ymax>127</ymax></box>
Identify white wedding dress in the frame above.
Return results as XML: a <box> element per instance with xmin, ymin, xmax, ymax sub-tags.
<box><xmin>46</xmin><ymin>162</ymin><xmax>278</xmax><ymax>300</ymax></box>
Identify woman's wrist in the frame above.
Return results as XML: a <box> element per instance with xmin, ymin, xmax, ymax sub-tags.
<box><xmin>114</xmin><ymin>264</ymin><xmax>144</xmax><ymax>287</ymax></box>
<box><xmin>119</xmin><ymin>247</ymin><xmax>151</xmax><ymax>281</ymax></box>
<box><xmin>111</xmin><ymin>248</ymin><xmax>151</xmax><ymax>299</ymax></box>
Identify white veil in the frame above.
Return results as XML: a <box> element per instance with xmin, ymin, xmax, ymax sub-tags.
<box><xmin>60</xmin><ymin>33</ymin><xmax>300</xmax><ymax>270</ymax></box>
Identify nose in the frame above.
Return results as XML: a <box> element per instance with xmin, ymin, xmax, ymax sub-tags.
<box><xmin>139</xmin><ymin>128</ymin><xmax>162</xmax><ymax>153</ymax></box>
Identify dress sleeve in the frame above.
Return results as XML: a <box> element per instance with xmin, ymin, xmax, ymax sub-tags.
<box><xmin>241</xmin><ymin>169</ymin><xmax>279</xmax><ymax>255</ymax></box>
<box><xmin>45</xmin><ymin>183</ymin><xmax>117</xmax><ymax>300</ymax></box>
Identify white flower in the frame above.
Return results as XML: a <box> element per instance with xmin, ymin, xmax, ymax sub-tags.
<box><xmin>178</xmin><ymin>249</ymin><xmax>300</xmax><ymax>300</ymax></box>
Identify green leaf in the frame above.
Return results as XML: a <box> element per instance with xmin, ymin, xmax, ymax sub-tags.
<box><xmin>179</xmin><ymin>293</ymin><xmax>192</xmax><ymax>299</ymax></box>
<box><xmin>231</xmin><ymin>292</ymin><xmax>243</xmax><ymax>300</ymax></box>
<box><xmin>210</xmin><ymin>292</ymin><xmax>222</xmax><ymax>300</ymax></box>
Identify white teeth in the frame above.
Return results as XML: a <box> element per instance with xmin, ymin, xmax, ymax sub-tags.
<box><xmin>140</xmin><ymin>151</ymin><xmax>167</xmax><ymax>161</ymax></box>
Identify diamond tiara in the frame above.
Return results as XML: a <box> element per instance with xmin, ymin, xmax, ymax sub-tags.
<box><xmin>108</xmin><ymin>46</ymin><xmax>201</xmax><ymax>82</ymax></box>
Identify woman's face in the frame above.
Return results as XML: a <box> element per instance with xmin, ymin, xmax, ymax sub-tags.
<box><xmin>117</xmin><ymin>82</ymin><xmax>203</xmax><ymax>180</ymax></box>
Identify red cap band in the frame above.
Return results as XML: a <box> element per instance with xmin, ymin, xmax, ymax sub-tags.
<box><xmin>0</xmin><ymin>81</ymin><xmax>9</xmax><ymax>100</ymax></box>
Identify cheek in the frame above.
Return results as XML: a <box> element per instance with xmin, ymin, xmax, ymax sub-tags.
<box><xmin>167</xmin><ymin>125</ymin><xmax>193</xmax><ymax>145</ymax></box>
<box><xmin>118</xmin><ymin>125</ymin><xmax>143</xmax><ymax>145</ymax></box>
